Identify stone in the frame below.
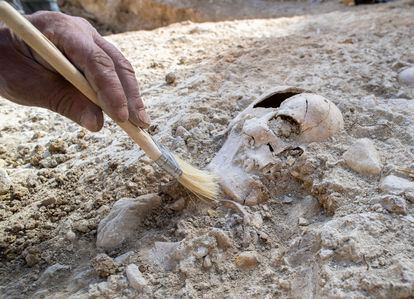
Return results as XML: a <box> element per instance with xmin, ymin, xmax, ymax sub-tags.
<box><xmin>298</xmin><ymin>217</ymin><xmax>309</xmax><ymax>226</ymax></box>
<box><xmin>0</xmin><ymin>168</ymin><xmax>12</xmax><ymax>195</ymax></box>
<box><xmin>114</xmin><ymin>251</ymin><xmax>135</xmax><ymax>265</ymax></box>
<box><xmin>96</xmin><ymin>194</ymin><xmax>161</xmax><ymax>250</ymax></box>
<box><xmin>25</xmin><ymin>253</ymin><xmax>40</xmax><ymax>267</ymax></box>
<box><xmin>126</xmin><ymin>264</ymin><xmax>147</xmax><ymax>290</ymax></box>
<box><xmin>65</xmin><ymin>230</ymin><xmax>77</xmax><ymax>241</ymax></box>
<box><xmin>91</xmin><ymin>253</ymin><xmax>117</xmax><ymax>278</ymax></box>
<box><xmin>38</xmin><ymin>263</ymin><xmax>70</xmax><ymax>285</ymax></box>
<box><xmin>398</xmin><ymin>67</ymin><xmax>414</xmax><ymax>87</ymax></box>
<box><xmin>148</xmin><ymin>241</ymin><xmax>181</xmax><ymax>271</ymax></box>
<box><xmin>235</xmin><ymin>251</ymin><xmax>259</xmax><ymax>270</ymax></box>
<box><xmin>203</xmin><ymin>255</ymin><xmax>212</xmax><ymax>269</ymax></box>
<box><xmin>319</xmin><ymin>249</ymin><xmax>334</xmax><ymax>260</ymax></box>
<box><xmin>209</xmin><ymin>228</ymin><xmax>233</xmax><ymax>250</ymax></box>
<box><xmin>48</xmin><ymin>139</ymin><xmax>67</xmax><ymax>154</ymax></box>
<box><xmin>380</xmin><ymin>195</ymin><xmax>407</xmax><ymax>215</ymax></box>
<box><xmin>193</xmin><ymin>246</ymin><xmax>209</xmax><ymax>259</ymax></box>
<box><xmin>169</xmin><ymin>197</ymin><xmax>186</xmax><ymax>211</ymax></box>
<box><xmin>39</xmin><ymin>197</ymin><xmax>57</xmax><ymax>207</ymax></box>
<box><xmin>165</xmin><ymin>72</ymin><xmax>176</xmax><ymax>85</ymax></box>
<box><xmin>380</xmin><ymin>175</ymin><xmax>414</xmax><ymax>195</ymax></box>
<box><xmin>405</xmin><ymin>192</ymin><xmax>414</xmax><ymax>203</ymax></box>
<box><xmin>343</xmin><ymin>138</ymin><xmax>382</xmax><ymax>175</ymax></box>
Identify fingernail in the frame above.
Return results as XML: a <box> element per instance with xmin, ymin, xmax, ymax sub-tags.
<box><xmin>80</xmin><ymin>109</ymin><xmax>98</xmax><ymax>131</ymax></box>
<box><xmin>137</xmin><ymin>108</ymin><xmax>151</xmax><ymax>127</ymax></box>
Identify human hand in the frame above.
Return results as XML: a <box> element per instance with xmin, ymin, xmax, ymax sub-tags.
<box><xmin>0</xmin><ymin>11</ymin><xmax>150</xmax><ymax>131</ymax></box>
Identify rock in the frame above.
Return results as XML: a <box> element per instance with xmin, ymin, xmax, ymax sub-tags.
<box><xmin>91</xmin><ymin>253</ymin><xmax>117</xmax><ymax>278</ymax></box>
<box><xmin>114</xmin><ymin>251</ymin><xmax>135</xmax><ymax>265</ymax></box>
<box><xmin>48</xmin><ymin>139</ymin><xmax>67</xmax><ymax>154</ymax></box>
<box><xmin>73</xmin><ymin>219</ymin><xmax>90</xmax><ymax>233</ymax></box>
<box><xmin>39</xmin><ymin>197</ymin><xmax>56</xmax><ymax>207</ymax></box>
<box><xmin>0</xmin><ymin>168</ymin><xmax>12</xmax><ymax>195</ymax></box>
<box><xmin>319</xmin><ymin>249</ymin><xmax>334</xmax><ymax>260</ymax></box>
<box><xmin>235</xmin><ymin>251</ymin><xmax>259</xmax><ymax>270</ymax></box>
<box><xmin>96</xmin><ymin>194</ymin><xmax>161</xmax><ymax>250</ymax></box>
<box><xmin>405</xmin><ymin>192</ymin><xmax>414</xmax><ymax>203</ymax></box>
<box><xmin>25</xmin><ymin>253</ymin><xmax>40</xmax><ymax>267</ymax></box>
<box><xmin>343</xmin><ymin>138</ymin><xmax>382</xmax><ymax>175</ymax></box>
<box><xmin>38</xmin><ymin>263</ymin><xmax>70</xmax><ymax>285</ymax></box>
<box><xmin>169</xmin><ymin>197</ymin><xmax>186</xmax><ymax>211</ymax></box>
<box><xmin>380</xmin><ymin>175</ymin><xmax>414</xmax><ymax>195</ymax></box>
<box><xmin>148</xmin><ymin>241</ymin><xmax>181</xmax><ymax>271</ymax></box>
<box><xmin>380</xmin><ymin>195</ymin><xmax>407</xmax><ymax>215</ymax></box>
<box><xmin>175</xmin><ymin>126</ymin><xmax>191</xmax><ymax>140</ymax></box>
<box><xmin>203</xmin><ymin>255</ymin><xmax>212</xmax><ymax>269</ymax></box>
<box><xmin>209</xmin><ymin>228</ymin><xmax>233</xmax><ymax>250</ymax></box>
<box><xmin>193</xmin><ymin>246</ymin><xmax>209</xmax><ymax>259</ymax></box>
<box><xmin>65</xmin><ymin>230</ymin><xmax>77</xmax><ymax>241</ymax></box>
<box><xmin>398</xmin><ymin>67</ymin><xmax>414</xmax><ymax>87</ymax></box>
<box><xmin>165</xmin><ymin>72</ymin><xmax>176</xmax><ymax>85</ymax></box>
<box><xmin>298</xmin><ymin>217</ymin><xmax>309</xmax><ymax>226</ymax></box>
<box><xmin>126</xmin><ymin>264</ymin><xmax>147</xmax><ymax>290</ymax></box>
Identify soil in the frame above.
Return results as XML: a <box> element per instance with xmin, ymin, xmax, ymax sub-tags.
<box><xmin>1</xmin><ymin>0</ymin><xmax>414</xmax><ymax>298</ymax></box>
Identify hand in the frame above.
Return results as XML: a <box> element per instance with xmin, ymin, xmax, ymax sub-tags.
<box><xmin>0</xmin><ymin>11</ymin><xmax>151</xmax><ymax>131</ymax></box>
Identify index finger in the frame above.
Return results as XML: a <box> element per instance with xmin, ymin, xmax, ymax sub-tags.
<box><xmin>94</xmin><ymin>35</ymin><xmax>151</xmax><ymax>128</ymax></box>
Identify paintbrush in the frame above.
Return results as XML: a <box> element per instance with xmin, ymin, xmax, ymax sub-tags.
<box><xmin>0</xmin><ymin>1</ymin><xmax>219</xmax><ymax>201</ymax></box>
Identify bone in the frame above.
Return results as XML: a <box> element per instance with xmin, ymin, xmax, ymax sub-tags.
<box><xmin>209</xmin><ymin>86</ymin><xmax>344</xmax><ymax>205</ymax></box>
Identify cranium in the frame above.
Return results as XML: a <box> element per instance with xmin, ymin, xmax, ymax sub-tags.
<box><xmin>208</xmin><ymin>86</ymin><xmax>344</xmax><ymax>205</ymax></box>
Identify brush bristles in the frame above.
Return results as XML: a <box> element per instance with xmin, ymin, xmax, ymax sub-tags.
<box><xmin>174</xmin><ymin>156</ymin><xmax>219</xmax><ymax>201</ymax></box>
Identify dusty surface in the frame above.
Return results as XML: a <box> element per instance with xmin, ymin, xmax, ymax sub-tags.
<box><xmin>1</xmin><ymin>0</ymin><xmax>414</xmax><ymax>298</ymax></box>
<box><xmin>59</xmin><ymin>0</ymin><xmax>346</xmax><ymax>34</ymax></box>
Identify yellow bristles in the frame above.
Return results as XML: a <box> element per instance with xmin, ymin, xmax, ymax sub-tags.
<box><xmin>175</xmin><ymin>156</ymin><xmax>220</xmax><ymax>201</ymax></box>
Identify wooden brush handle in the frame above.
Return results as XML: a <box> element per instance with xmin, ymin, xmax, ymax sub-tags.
<box><xmin>0</xmin><ymin>1</ymin><xmax>162</xmax><ymax>161</ymax></box>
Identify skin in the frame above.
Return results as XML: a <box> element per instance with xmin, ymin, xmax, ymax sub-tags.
<box><xmin>0</xmin><ymin>11</ymin><xmax>151</xmax><ymax>131</ymax></box>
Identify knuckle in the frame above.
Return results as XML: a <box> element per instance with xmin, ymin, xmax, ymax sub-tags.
<box><xmin>117</xmin><ymin>57</ymin><xmax>136</xmax><ymax>75</ymax></box>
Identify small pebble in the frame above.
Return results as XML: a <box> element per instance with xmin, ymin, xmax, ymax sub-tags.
<box><xmin>380</xmin><ymin>175</ymin><xmax>414</xmax><ymax>194</ymax></box>
<box><xmin>193</xmin><ymin>246</ymin><xmax>209</xmax><ymax>259</ymax></box>
<box><xmin>0</xmin><ymin>168</ymin><xmax>12</xmax><ymax>195</ymax></box>
<box><xmin>25</xmin><ymin>253</ymin><xmax>40</xmax><ymax>267</ymax></box>
<box><xmin>343</xmin><ymin>138</ymin><xmax>382</xmax><ymax>175</ymax></box>
<box><xmin>65</xmin><ymin>230</ymin><xmax>76</xmax><ymax>241</ymax></box>
<box><xmin>114</xmin><ymin>251</ymin><xmax>135</xmax><ymax>265</ymax></box>
<box><xmin>380</xmin><ymin>195</ymin><xmax>407</xmax><ymax>215</ymax></box>
<box><xmin>298</xmin><ymin>217</ymin><xmax>309</xmax><ymax>226</ymax></box>
<box><xmin>169</xmin><ymin>198</ymin><xmax>186</xmax><ymax>211</ymax></box>
<box><xmin>210</xmin><ymin>228</ymin><xmax>233</xmax><ymax>250</ymax></box>
<box><xmin>126</xmin><ymin>263</ymin><xmax>147</xmax><ymax>290</ymax></box>
<box><xmin>203</xmin><ymin>255</ymin><xmax>212</xmax><ymax>269</ymax></box>
<box><xmin>91</xmin><ymin>254</ymin><xmax>117</xmax><ymax>278</ymax></box>
<box><xmin>319</xmin><ymin>249</ymin><xmax>334</xmax><ymax>260</ymax></box>
<box><xmin>398</xmin><ymin>67</ymin><xmax>414</xmax><ymax>87</ymax></box>
<box><xmin>48</xmin><ymin>139</ymin><xmax>67</xmax><ymax>154</ymax></box>
<box><xmin>165</xmin><ymin>72</ymin><xmax>176</xmax><ymax>85</ymax></box>
<box><xmin>235</xmin><ymin>251</ymin><xmax>258</xmax><ymax>270</ymax></box>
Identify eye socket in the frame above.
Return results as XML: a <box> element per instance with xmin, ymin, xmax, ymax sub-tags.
<box><xmin>253</xmin><ymin>91</ymin><xmax>302</xmax><ymax>109</ymax></box>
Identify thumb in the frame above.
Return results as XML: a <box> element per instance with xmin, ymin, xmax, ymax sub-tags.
<box><xmin>45</xmin><ymin>78</ymin><xmax>104</xmax><ymax>132</ymax></box>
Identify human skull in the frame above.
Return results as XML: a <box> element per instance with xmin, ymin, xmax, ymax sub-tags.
<box><xmin>208</xmin><ymin>86</ymin><xmax>344</xmax><ymax>205</ymax></box>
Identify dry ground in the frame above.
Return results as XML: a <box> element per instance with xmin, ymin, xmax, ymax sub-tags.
<box><xmin>1</xmin><ymin>0</ymin><xmax>414</xmax><ymax>298</ymax></box>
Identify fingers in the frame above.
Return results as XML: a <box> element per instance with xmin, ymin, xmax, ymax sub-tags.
<box><xmin>46</xmin><ymin>77</ymin><xmax>104</xmax><ymax>132</ymax></box>
<box><xmin>23</xmin><ymin>12</ymin><xmax>150</xmax><ymax>128</ymax></box>
<box><xmin>94</xmin><ymin>35</ymin><xmax>151</xmax><ymax>128</ymax></box>
<box><xmin>0</xmin><ymin>43</ymin><xmax>103</xmax><ymax>131</ymax></box>
<box><xmin>65</xmin><ymin>39</ymin><xmax>129</xmax><ymax>123</ymax></box>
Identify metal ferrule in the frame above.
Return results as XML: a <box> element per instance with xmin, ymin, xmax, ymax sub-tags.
<box><xmin>153</xmin><ymin>142</ymin><xmax>183</xmax><ymax>179</ymax></box>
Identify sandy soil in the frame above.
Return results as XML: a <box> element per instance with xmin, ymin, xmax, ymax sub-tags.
<box><xmin>1</xmin><ymin>0</ymin><xmax>414</xmax><ymax>298</ymax></box>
